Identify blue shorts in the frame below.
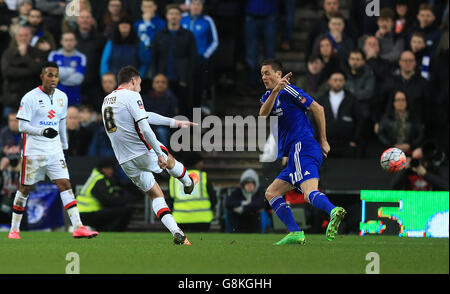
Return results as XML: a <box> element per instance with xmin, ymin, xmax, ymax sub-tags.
<box><xmin>277</xmin><ymin>138</ymin><xmax>323</xmax><ymax>188</ymax></box>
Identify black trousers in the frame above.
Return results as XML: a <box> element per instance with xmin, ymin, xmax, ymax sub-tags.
<box><xmin>80</xmin><ymin>207</ymin><xmax>133</xmax><ymax>232</ymax></box>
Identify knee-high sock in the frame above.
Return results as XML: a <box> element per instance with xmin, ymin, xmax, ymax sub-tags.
<box><xmin>308</xmin><ymin>191</ymin><xmax>335</xmax><ymax>215</ymax></box>
<box><xmin>60</xmin><ymin>189</ymin><xmax>83</xmax><ymax>230</ymax></box>
<box><xmin>11</xmin><ymin>191</ymin><xmax>28</xmax><ymax>232</ymax></box>
<box><xmin>269</xmin><ymin>196</ymin><xmax>301</xmax><ymax>232</ymax></box>
<box><xmin>166</xmin><ymin>160</ymin><xmax>191</xmax><ymax>186</ymax></box>
<box><xmin>152</xmin><ymin>197</ymin><xmax>181</xmax><ymax>235</ymax></box>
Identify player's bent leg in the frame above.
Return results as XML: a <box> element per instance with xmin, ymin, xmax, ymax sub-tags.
<box><xmin>165</xmin><ymin>153</ymin><xmax>198</xmax><ymax>194</ymax></box>
<box><xmin>300</xmin><ymin>179</ymin><xmax>346</xmax><ymax>241</ymax></box>
<box><xmin>146</xmin><ymin>184</ymin><xmax>191</xmax><ymax>245</ymax></box>
<box><xmin>54</xmin><ymin>178</ymin><xmax>98</xmax><ymax>239</ymax></box>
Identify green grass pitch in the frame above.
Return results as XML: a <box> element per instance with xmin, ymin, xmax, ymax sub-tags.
<box><xmin>0</xmin><ymin>232</ymin><xmax>448</xmax><ymax>274</ymax></box>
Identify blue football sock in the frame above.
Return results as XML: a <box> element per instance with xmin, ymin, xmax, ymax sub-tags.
<box><xmin>269</xmin><ymin>196</ymin><xmax>300</xmax><ymax>232</ymax></box>
<box><xmin>309</xmin><ymin>191</ymin><xmax>335</xmax><ymax>215</ymax></box>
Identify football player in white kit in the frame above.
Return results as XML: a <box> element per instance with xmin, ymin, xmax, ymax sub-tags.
<box><xmin>102</xmin><ymin>66</ymin><xmax>198</xmax><ymax>245</ymax></box>
<box><xmin>8</xmin><ymin>62</ymin><xmax>98</xmax><ymax>239</ymax></box>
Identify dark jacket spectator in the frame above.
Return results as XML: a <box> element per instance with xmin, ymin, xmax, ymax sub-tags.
<box><xmin>307</xmin><ymin>0</ymin><xmax>356</xmax><ymax>59</ymax></box>
<box><xmin>65</xmin><ymin>106</ymin><xmax>93</xmax><ymax>156</ymax></box>
<box><xmin>378</xmin><ymin>51</ymin><xmax>430</xmax><ymax>126</ymax></box>
<box><xmin>296</xmin><ymin>54</ymin><xmax>328</xmax><ymax>98</ymax></box>
<box><xmin>377</xmin><ymin>90</ymin><xmax>425</xmax><ymax>154</ymax></box>
<box><xmin>75</xmin><ymin>10</ymin><xmax>107</xmax><ymax>106</ymax></box>
<box><xmin>408</xmin><ymin>3</ymin><xmax>443</xmax><ymax>56</ymax></box>
<box><xmin>1</xmin><ymin>26</ymin><xmax>45</xmax><ymax>109</ymax></box>
<box><xmin>362</xmin><ymin>35</ymin><xmax>395</xmax><ymax>90</ymax></box>
<box><xmin>0</xmin><ymin>111</ymin><xmax>21</xmax><ymax>151</ymax></box>
<box><xmin>152</xmin><ymin>15</ymin><xmax>198</xmax><ymax>85</ymax></box>
<box><xmin>315</xmin><ymin>36</ymin><xmax>343</xmax><ymax>79</ymax></box>
<box><xmin>312</xmin><ymin>12</ymin><xmax>355</xmax><ymax>66</ymax></box>
<box><xmin>152</xmin><ymin>5</ymin><xmax>197</xmax><ymax>117</ymax></box>
<box><xmin>226</xmin><ymin>168</ymin><xmax>266</xmax><ymax>233</ymax></box>
<box><xmin>317</xmin><ymin>72</ymin><xmax>363</xmax><ymax>158</ymax></box>
<box><xmin>344</xmin><ymin>50</ymin><xmax>376</xmax><ymax>120</ymax></box>
<box><xmin>26</xmin><ymin>8</ymin><xmax>56</xmax><ymax>54</ymax></box>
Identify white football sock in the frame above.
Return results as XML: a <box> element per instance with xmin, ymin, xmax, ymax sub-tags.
<box><xmin>152</xmin><ymin>197</ymin><xmax>181</xmax><ymax>235</ymax></box>
<box><xmin>11</xmin><ymin>191</ymin><xmax>28</xmax><ymax>232</ymax></box>
<box><xmin>167</xmin><ymin>160</ymin><xmax>191</xmax><ymax>187</ymax></box>
<box><xmin>60</xmin><ymin>189</ymin><xmax>83</xmax><ymax>230</ymax></box>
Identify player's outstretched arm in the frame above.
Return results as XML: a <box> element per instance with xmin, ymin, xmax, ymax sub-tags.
<box><xmin>146</xmin><ymin>112</ymin><xmax>197</xmax><ymax>128</ymax></box>
<box><xmin>309</xmin><ymin>101</ymin><xmax>330</xmax><ymax>157</ymax></box>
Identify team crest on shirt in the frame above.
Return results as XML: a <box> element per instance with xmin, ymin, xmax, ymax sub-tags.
<box><xmin>58</xmin><ymin>98</ymin><xmax>63</xmax><ymax>107</ymax></box>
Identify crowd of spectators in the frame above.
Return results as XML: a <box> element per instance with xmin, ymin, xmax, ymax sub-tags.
<box><xmin>0</xmin><ymin>0</ymin><xmax>448</xmax><ymax>173</ymax></box>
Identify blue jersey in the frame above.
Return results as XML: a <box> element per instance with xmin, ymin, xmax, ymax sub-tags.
<box><xmin>180</xmin><ymin>14</ymin><xmax>219</xmax><ymax>59</ymax></box>
<box><xmin>260</xmin><ymin>84</ymin><xmax>316</xmax><ymax>157</ymax></box>
<box><xmin>48</xmin><ymin>49</ymin><xmax>86</xmax><ymax>106</ymax></box>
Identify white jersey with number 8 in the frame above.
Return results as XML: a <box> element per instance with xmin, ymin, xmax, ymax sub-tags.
<box><xmin>101</xmin><ymin>88</ymin><xmax>154</xmax><ymax>164</ymax></box>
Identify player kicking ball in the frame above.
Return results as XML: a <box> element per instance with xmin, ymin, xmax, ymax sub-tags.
<box><xmin>102</xmin><ymin>66</ymin><xmax>198</xmax><ymax>245</ymax></box>
<box><xmin>8</xmin><ymin>62</ymin><xmax>98</xmax><ymax>239</ymax></box>
<box><xmin>259</xmin><ymin>60</ymin><xmax>346</xmax><ymax>244</ymax></box>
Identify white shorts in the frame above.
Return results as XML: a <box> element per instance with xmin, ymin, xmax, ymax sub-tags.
<box><xmin>21</xmin><ymin>153</ymin><xmax>70</xmax><ymax>185</ymax></box>
<box><xmin>120</xmin><ymin>149</ymin><xmax>169</xmax><ymax>192</ymax></box>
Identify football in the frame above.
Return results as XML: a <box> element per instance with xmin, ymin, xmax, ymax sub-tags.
<box><xmin>380</xmin><ymin>147</ymin><xmax>407</xmax><ymax>173</ymax></box>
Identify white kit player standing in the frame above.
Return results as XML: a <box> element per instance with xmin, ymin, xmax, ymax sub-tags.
<box><xmin>8</xmin><ymin>62</ymin><xmax>98</xmax><ymax>240</ymax></box>
<box><xmin>102</xmin><ymin>66</ymin><xmax>198</xmax><ymax>245</ymax></box>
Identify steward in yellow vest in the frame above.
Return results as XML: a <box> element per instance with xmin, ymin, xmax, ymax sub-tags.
<box><xmin>168</xmin><ymin>154</ymin><xmax>216</xmax><ymax>232</ymax></box>
<box><xmin>76</xmin><ymin>159</ymin><xmax>132</xmax><ymax>231</ymax></box>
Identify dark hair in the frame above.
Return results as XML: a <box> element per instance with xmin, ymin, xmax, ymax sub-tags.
<box><xmin>385</xmin><ymin>90</ymin><xmax>411</xmax><ymax>118</ymax></box>
<box><xmin>418</xmin><ymin>3</ymin><xmax>434</xmax><ymax>14</ymax></box>
<box><xmin>349</xmin><ymin>48</ymin><xmax>366</xmax><ymax>60</ymax></box>
<box><xmin>328</xmin><ymin>11</ymin><xmax>345</xmax><ymax>21</ymax></box>
<box><xmin>307</xmin><ymin>53</ymin><xmax>324</xmax><ymax>64</ymax></box>
<box><xmin>261</xmin><ymin>59</ymin><xmax>283</xmax><ymax>72</ymax></box>
<box><xmin>411</xmin><ymin>31</ymin><xmax>426</xmax><ymax>41</ymax></box>
<box><xmin>117</xmin><ymin>66</ymin><xmax>140</xmax><ymax>85</ymax></box>
<box><xmin>316</xmin><ymin>36</ymin><xmax>338</xmax><ymax>58</ymax></box>
<box><xmin>97</xmin><ymin>158</ymin><xmax>115</xmax><ymax>170</ymax></box>
<box><xmin>329</xmin><ymin>70</ymin><xmax>346</xmax><ymax>80</ymax></box>
<box><xmin>165</xmin><ymin>4</ymin><xmax>182</xmax><ymax>14</ymax></box>
<box><xmin>41</xmin><ymin>61</ymin><xmax>59</xmax><ymax>72</ymax></box>
<box><xmin>112</xmin><ymin>16</ymin><xmax>139</xmax><ymax>44</ymax></box>
<box><xmin>379</xmin><ymin>7</ymin><xmax>396</xmax><ymax>20</ymax></box>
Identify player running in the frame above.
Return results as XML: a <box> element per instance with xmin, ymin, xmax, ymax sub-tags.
<box><xmin>101</xmin><ymin>66</ymin><xmax>197</xmax><ymax>245</ymax></box>
<box><xmin>259</xmin><ymin>60</ymin><xmax>346</xmax><ymax>244</ymax></box>
<box><xmin>8</xmin><ymin>62</ymin><xmax>98</xmax><ymax>239</ymax></box>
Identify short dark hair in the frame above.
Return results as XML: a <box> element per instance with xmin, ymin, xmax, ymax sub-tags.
<box><xmin>411</xmin><ymin>31</ymin><xmax>426</xmax><ymax>41</ymax></box>
<box><xmin>328</xmin><ymin>11</ymin><xmax>345</xmax><ymax>21</ymax></box>
<box><xmin>117</xmin><ymin>66</ymin><xmax>140</xmax><ymax>85</ymax></box>
<box><xmin>165</xmin><ymin>4</ymin><xmax>182</xmax><ymax>14</ymax></box>
<box><xmin>261</xmin><ymin>59</ymin><xmax>283</xmax><ymax>72</ymax></box>
<box><xmin>349</xmin><ymin>48</ymin><xmax>366</xmax><ymax>60</ymax></box>
<box><xmin>41</xmin><ymin>61</ymin><xmax>59</xmax><ymax>73</ymax></box>
<box><xmin>307</xmin><ymin>53</ymin><xmax>323</xmax><ymax>64</ymax></box>
<box><xmin>418</xmin><ymin>3</ymin><xmax>434</xmax><ymax>14</ymax></box>
<box><xmin>329</xmin><ymin>70</ymin><xmax>346</xmax><ymax>80</ymax></box>
<box><xmin>379</xmin><ymin>7</ymin><xmax>395</xmax><ymax>20</ymax></box>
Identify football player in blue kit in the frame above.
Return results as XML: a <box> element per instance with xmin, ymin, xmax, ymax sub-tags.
<box><xmin>259</xmin><ymin>59</ymin><xmax>346</xmax><ymax>244</ymax></box>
